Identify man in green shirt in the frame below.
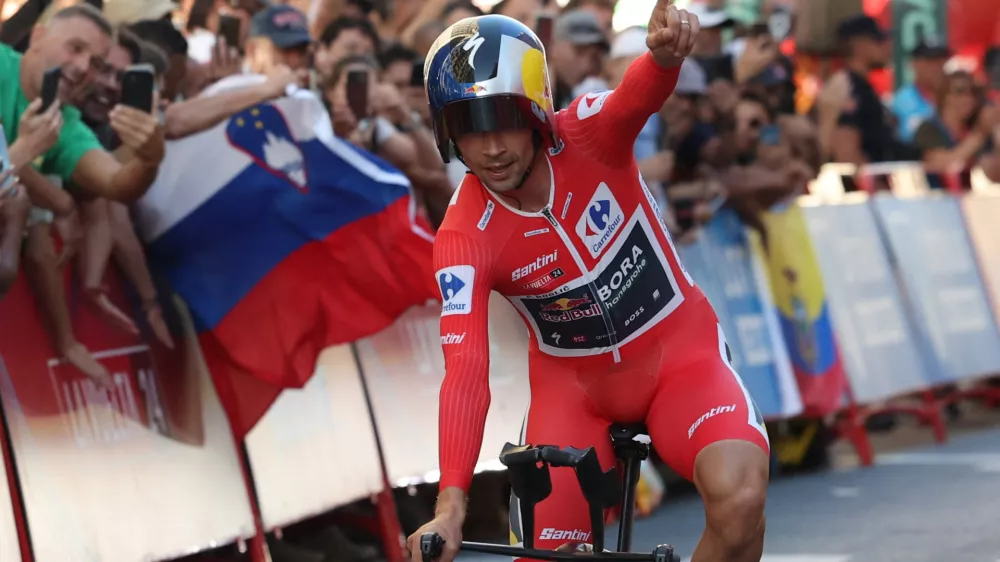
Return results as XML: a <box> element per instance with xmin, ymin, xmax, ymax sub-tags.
<box><xmin>1</xmin><ymin>3</ymin><xmax>165</xmax><ymax>203</ymax></box>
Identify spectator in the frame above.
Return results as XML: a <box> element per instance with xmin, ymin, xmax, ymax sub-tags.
<box><xmin>564</xmin><ymin>0</ymin><xmax>615</xmax><ymax>35</ymax></box>
<box><xmin>892</xmin><ymin>38</ymin><xmax>951</xmax><ymax>143</ymax></box>
<box><xmin>442</xmin><ymin>1</ymin><xmax>484</xmax><ymax>27</ymax></box>
<box><xmin>127</xmin><ymin>18</ymin><xmax>190</xmax><ymax>102</ymax></box>
<box><xmin>819</xmin><ymin>15</ymin><xmax>903</xmax><ymax>166</ymax></box>
<box><xmin>323</xmin><ymin>55</ymin><xmax>414</xmax><ymax>159</ymax></box>
<box><xmin>315</xmin><ymin>16</ymin><xmax>380</xmax><ymax>82</ymax></box>
<box><xmin>379</xmin><ymin>43</ymin><xmax>418</xmax><ymax>93</ymax></box>
<box><xmin>686</xmin><ymin>3</ymin><xmax>734</xmax><ymax>56</ymax></box>
<box><xmin>550</xmin><ymin>10</ymin><xmax>609</xmax><ymax>110</ymax></box>
<box><xmin>913</xmin><ymin>71</ymin><xmax>996</xmax><ymax>184</ymax></box>
<box><xmin>490</xmin><ymin>0</ymin><xmax>543</xmax><ymax>28</ymax></box>
<box><xmin>661</xmin><ymin>60</ymin><xmax>733</xmax><ymax>183</ymax></box>
<box><xmin>163</xmin><ymin>5</ymin><xmax>307</xmax><ymax>139</ymax></box>
<box><xmin>102</xmin><ymin>0</ymin><xmax>177</xmax><ymax>27</ymax></box>
<box><xmin>3</xmin><ymin>4</ymin><xmax>165</xmax><ymax>202</ymax></box>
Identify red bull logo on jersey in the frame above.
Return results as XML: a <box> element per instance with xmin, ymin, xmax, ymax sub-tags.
<box><xmin>539</xmin><ymin>295</ymin><xmax>600</xmax><ymax>322</ymax></box>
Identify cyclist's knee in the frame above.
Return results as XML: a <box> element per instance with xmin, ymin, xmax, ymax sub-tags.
<box><xmin>693</xmin><ymin>440</ymin><xmax>768</xmax><ymax>550</ymax></box>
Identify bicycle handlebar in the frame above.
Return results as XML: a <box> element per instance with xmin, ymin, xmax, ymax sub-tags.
<box><xmin>418</xmin><ymin>533</ymin><xmax>680</xmax><ymax>562</ymax></box>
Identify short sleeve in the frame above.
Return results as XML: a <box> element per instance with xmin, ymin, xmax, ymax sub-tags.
<box><xmin>40</xmin><ymin>109</ymin><xmax>102</xmax><ymax>182</ymax></box>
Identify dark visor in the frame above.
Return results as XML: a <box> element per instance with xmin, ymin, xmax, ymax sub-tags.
<box><xmin>441</xmin><ymin>95</ymin><xmax>538</xmax><ymax>140</ymax></box>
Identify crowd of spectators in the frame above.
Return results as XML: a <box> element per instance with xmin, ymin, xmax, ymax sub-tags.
<box><xmin>0</xmin><ymin>0</ymin><xmax>999</xmax><ymax>396</ymax></box>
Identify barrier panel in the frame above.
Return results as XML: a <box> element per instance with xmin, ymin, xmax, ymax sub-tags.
<box><xmin>746</xmin><ymin>204</ymin><xmax>848</xmax><ymax>416</ymax></box>
<box><xmin>354</xmin><ymin>294</ymin><xmax>529</xmax><ymax>486</ymax></box>
<box><xmin>871</xmin><ymin>194</ymin><xmax>1000</xmax><ymax>381</ymax></box>
<box><xmin>678</xmin><ymin>209</ymin><xmax>801</xmax><ymax>418</ymax></box>
<box><xmin>244</xmin><ymin>345</ymin><xmax>384</xmax><ymax>530</ymax></box>
<box><xmin>800</xmin><ymin>197</ymin><xmax>936</xmax><ymax>403</ymax></box>
<box><xmin>0</xmin><ymin>273</ymin><xmax>256</xmax><ymax>562</ymax></box>
<box><xmin>0</xmin><ymin>391</ymin><xmax>21</xmax><ymax>562</ymax></box>
<box><xmin>960</xmin><ymin>194</ymin><xmax>1000</xmax><ymax>325</ymax></box>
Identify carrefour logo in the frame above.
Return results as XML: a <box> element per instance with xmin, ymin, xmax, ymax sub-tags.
<box><xmin>437</xmin><ymin>265</ymin><xmax>475</xmax><ymax>316</ymax></box>
<box><xmin>576</xmin><ymin>182</ymin><xmax>624</xmax><ymax>258</ymax></box>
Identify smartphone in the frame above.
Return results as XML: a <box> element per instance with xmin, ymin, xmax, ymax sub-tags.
<box><xmin>768</xmin><ymin>8</ymin><xmax>793</xmax><ymax>42</ymax></box>
<box><xmin>410</xmin><ymin>59</ymin><xmax>424</xmax><ymax>88</ymax></box>
<box><xmin>346</xmin><ymin>70</ymin><xmax>369</xmax><ymax>119</ymax></box>
<box><xmin>40</xmin><ymin>67</ymin><xmax>61</xmax><ymax>112</ymax></box>
<box><xmin>120</xmin><ymin>64</ymin><xmax>156</xmax><ymax>113</ymax></box>
<box><xmin>217</xmin><ymin>14</ymin><xmax>241</xmax><ymax>52</ymax></box>
<box><xmin>695</xmin><ymin>54</ymin><xmax>734</xmax><ymax>83</ymax></box>
<box><xmin>535</xmin><ymin>14</ymin><xmax>554</xmax><ymax>49</ymax></box>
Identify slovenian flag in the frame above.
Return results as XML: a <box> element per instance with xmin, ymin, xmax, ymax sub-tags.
<box><xmin>133</xmin><ymin>90</ymin><xmax>438</xmax><ymax>437</ymax></box>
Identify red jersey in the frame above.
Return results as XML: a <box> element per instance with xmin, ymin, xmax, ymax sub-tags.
<box><xmin>433</xmin><ymin>54</ymin><xmax>738</xmax><ymax>493</ymax></box>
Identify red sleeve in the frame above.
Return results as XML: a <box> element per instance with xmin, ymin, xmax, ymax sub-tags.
<box><xmin>560</xmin><ymin>52</ymin><xmax>680</xmax><ymax>167</ymax></box>
<box><xmin>434</xmin><ymin>228</ymin><xmax>495</xmax><ymax>493</ymax></box>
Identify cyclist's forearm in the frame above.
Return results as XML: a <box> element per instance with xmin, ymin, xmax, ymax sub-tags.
<box><xmin>438</xmin><ymin>362</ymin><xmax>491</xmax><ymax>493</ymax></box>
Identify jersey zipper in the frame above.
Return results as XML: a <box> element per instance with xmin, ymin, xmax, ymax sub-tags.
<box><xmin>540</xmin><ymin>207</ymin><xmax>622</xmax><ymax>363</ymax></box>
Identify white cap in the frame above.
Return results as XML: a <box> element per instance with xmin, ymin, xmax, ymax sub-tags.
<box><xmin>675</xmin><ymin>59</ymin><xmax>707</xmax><ymax>95</ymax></box>
<box><xmin>686</xmin><ymin>3</ymin><xmax>735</xmax><ymax>29</ymax></box>
<box><xmin>610</xmin><ymin>26</ymin><xmax>647</xmax><ymax>61</ymax></box>
<box><xmin>103</xmin><ymin>0</ymin><xmax>178</xmax><ymax>26</ymax></box>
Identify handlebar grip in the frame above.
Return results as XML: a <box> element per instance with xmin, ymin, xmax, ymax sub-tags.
<box><xmin>420</xmin><ymin>532</ymin><xmax>445</xmax><ymax>562</ymax></box>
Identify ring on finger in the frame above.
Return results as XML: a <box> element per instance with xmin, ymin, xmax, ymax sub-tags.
<box><xmin>681</xmin><ymin>19</ymin><xmax>691</xmax><ymax>26</ymax></box>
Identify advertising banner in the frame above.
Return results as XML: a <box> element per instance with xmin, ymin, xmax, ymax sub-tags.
<box><xmin>679</xmin><ymin>209</ymin><xmax>801</xmax><ymax>418</ymax></box>
<box><xmin>748</xmin><ymin>203</ymin><xmax>848</xmax><ymax>416</ymax></box>
<box><xmin>960</xmin><ymin>194</ymin><xmax>1000</xmax><ymax>326</ymax></box>
<box><xmin>355</xmin><ymin>294</ymin><xmax>530</xmax><ymax>486</ymax></box>
<box><xmin>0</xmin><ymin>272</ymin><xmax>255</xmax><ymax>562</ymax></box>
<box><xmin>873</xmin><ymin>195</ymin><xmax>1000</xmax><ymax>381</ymax></box>
<box><xmin>0</xmin><ymin>395</ymin><xmax>21</xmax><ymax>562</ymax></box>
<box><xmin>802</xmin><ymin>201</ymin><xmax>934</xmax><ymax>403</ymax></box>
<box><xmin>245</xmin><ymin>344</ymin><xmax>384</xmax><ymax>530</ymax></box>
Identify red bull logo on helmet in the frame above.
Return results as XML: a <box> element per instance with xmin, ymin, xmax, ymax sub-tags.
<box><xmin>465</xmin><ymin>84</ymin><xmax>487</xmax><ymax>94</ymax></box>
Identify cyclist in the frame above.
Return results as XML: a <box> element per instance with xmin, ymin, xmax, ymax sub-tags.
<box><xmin>408</xmin><ymin>3</ymin><xmax>770</xmax><ymax>562</ymax></box>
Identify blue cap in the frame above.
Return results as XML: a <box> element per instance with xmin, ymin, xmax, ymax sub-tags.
<box><xmin>250</xmin><ymin>5</ymin><xmax>311</xmax><ymax>49</ymax></box>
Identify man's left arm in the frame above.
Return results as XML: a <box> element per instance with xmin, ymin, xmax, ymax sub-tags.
<box><xmin>560</xmin><ymin>4</ymin><xmax>697</xmax><ymax>167</ymax></box>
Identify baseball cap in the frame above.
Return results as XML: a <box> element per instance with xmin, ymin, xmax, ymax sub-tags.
<box><xmin>610</xmin><ymin>26</ymin><xmax>647</xmax><ymax>60</ymax></box>
<box><xmin>103</xmin><ymin>0</ymin><xmax>178</xmax><ymax>26</ymax></box>
<box><xmin>555</xmin><ymin>10</ymin><xmax>610</xmax><ymax>50</ymax></box>
<box><xmin>250</xmin><ymin>4</ymin><xmax>311</xmax><ymax>49</ymax></box>
<box><xmin>686</xmin><ymin>4</ymin><xmax>734</xmax><ymax>30</ymax></box>
<box><xmin>675</xmin><ymin>59</ymin><xmax>707</xmax><ymax>96</ymax></box>
<box><xmin>836</xmin><ymin>14</ymin><xmax>887</xmax><ymax>42</ymax></box>
<box><xmin>911</xmin><ymin>36</ymin><xmax>951</xmax><ymax>59</ymax></box>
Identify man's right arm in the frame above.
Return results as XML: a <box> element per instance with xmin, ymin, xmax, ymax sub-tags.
<box><xmin>163</xmin><ymin>80</ymin><xmax>285</xmax><ymax>140</ymax></box>
<box><xmin>434</xmin><ymin>228</ymin><xmax>495</xmax><ymax>499</ymax></box>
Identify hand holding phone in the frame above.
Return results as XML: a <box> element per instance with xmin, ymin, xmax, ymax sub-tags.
<box><xmin>217</xmin><ymin>14</ymin><xmax>242</xmax><ymax>53</ymax></box>
<box><xmin>346</xmin><ymin>70</ymin><xmax>370</xmax><ymax>120</ymax></box>
<box><xmin>120</xmin><ymin>64</ymin><xmax>156</xmax><ymax>113</ymax></box>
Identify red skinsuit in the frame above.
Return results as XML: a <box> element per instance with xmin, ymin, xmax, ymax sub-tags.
<box><xmin>433</xmin><ymin>53</ymin><xmax>770</xmax><ymax>549</ymax></box>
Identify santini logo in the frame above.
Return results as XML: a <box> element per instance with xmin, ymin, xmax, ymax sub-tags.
<box><xmin>512</xmin><ymin>251</ymin><xmax>558</xmax><ymax>281</ymax></box>
<box><xmin>441</xmin><ymin>333</ymin><xmax>466</xmax><ymax>345</ymax></box>
<box><xmin>688</xmin><ymin>404</ymin><xmax>737</xmax><ymax>439</ymax></box>
<box><xmin>539</xmin><ymin>528</ymin><xmax>592</xmax><ymax>542</ymax></box>
<box><xmin>437</xmin><ymin>265</ymin><xmax>475</xmax><ymax>317</ymax></box>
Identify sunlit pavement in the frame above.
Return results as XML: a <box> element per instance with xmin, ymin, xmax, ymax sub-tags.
<box><xmin>460</xmin><ymin>406</ymin><xmax>1000</xmax><ymax>562</ymax></box>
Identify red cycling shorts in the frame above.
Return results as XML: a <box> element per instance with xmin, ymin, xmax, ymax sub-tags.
<box><xmin>507</xmin><ymin>295</ymin><xmax>770</xmax><ymax>550</ymax></box>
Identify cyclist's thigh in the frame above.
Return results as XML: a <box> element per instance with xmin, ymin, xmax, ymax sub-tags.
<box><xmin>646</xmin><ymin>321</ymin><xmax>770</xmax><ymax>482</ymax></box>
<box><xmin>509</xmin><ymin>364</ymin><xmax>614</xmax><ymax>551</ymax></box>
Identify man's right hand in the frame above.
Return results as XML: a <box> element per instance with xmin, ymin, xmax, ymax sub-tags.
<box><xmin>263</xmin><ymin>65</ymin><xmax>308</xmax><ymax>99</ymax></box>
<box><xmin>406</xmin><ymin>487</ymin><xmax>467</xmax><ymax>562</ymax></box>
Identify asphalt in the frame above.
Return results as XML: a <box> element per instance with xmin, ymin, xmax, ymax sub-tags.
<box><xmin>460</xmin><ymin>407</ymin><xmax>1000</xmax><ymax>562</ymax></box>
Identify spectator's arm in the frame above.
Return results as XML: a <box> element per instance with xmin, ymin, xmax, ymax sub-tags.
<box><xmin>70</xmin><ymin>150</ymin><xmax>158</xmax><ymax>203</ymax></box>
<box><xmin>400</xmin><ymin>120</ymin><xmax>453</xmax><ymax>228</ymax></box>
<box><xmin>398</xmin><ymin>0</ymin><xmax>450</xmax><ymax>46</ymax></box>
<box><xmin>828</xmin><ymin>125</ymin><xmax>864</xmax><ymax>165</ymax></box>
<box><xmin>914</xmin><ymin>121</ymin><xmax>986</xmax><ymax>174</ymax></box>
<box><xmin>18</xmin><ymin>166</ymin><xmax>74</xmax><ymax>217</ymax></box>
<box><xmin>0</xmin><ymin>185</ymin><xmax>30</xmax><ymax>297</ymax></box>
<box><xmin>164</xmin><ymin>74</ymin><xmax>294</xmax><ymax>139</ymax></box>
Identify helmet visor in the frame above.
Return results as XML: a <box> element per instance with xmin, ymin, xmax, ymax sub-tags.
<box><xmin>440</xmin><ymin>94</ymin><xmax>543</xmax><ymax>141</ymax></box>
